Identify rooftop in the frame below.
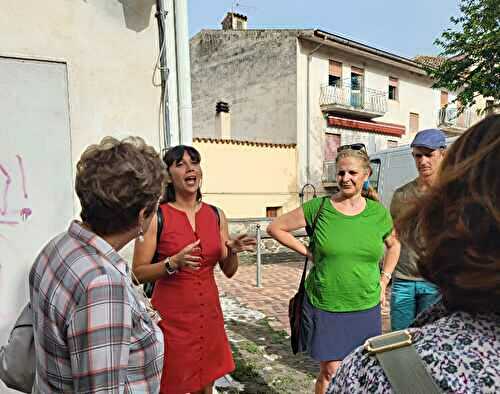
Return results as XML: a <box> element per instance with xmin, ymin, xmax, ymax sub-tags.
<box><xmin>413</xmin><ymin>55</ymin><xmax>447</xmax><ymax>69</ymax></box>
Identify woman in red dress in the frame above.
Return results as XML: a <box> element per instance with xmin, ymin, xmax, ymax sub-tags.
<box><xmin>133</xmin><ymin>145</ymin><xmax>256</xmax><ymax>394</ymax></box>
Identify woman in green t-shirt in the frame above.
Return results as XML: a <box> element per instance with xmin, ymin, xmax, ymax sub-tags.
<box><xmin>268</xmin><ymin>144</ymin><xmax>400</xmax><ymax>394</ymax></box>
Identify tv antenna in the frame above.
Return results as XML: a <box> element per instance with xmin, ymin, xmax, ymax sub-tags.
<box><xmin>231</xmin><ymin>1</ymin><xmax>257</xmax><ymax>14</ymax></box>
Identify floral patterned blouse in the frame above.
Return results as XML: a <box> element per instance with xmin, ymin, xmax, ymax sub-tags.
<box><xmin>329</xmin><ymin>302</ymin><xmax>500</xmax><ymax>393</ymax></box>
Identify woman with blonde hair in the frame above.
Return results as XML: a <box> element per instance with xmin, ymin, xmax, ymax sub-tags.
<box><xmin>268</xmin><ymin>143</ymin><xmax>400</xmax><ymax>394</ymax></box>
<box><xmin>330</xmin><ymin>115</ymin><xmax>500</xmax><ymax>393</ymax></box>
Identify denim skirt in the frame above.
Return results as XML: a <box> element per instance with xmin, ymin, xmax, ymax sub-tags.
<box><xmin>302</xmin><ymin>294</ymin><xmax>381</xmax><ymax>361</ymax></box>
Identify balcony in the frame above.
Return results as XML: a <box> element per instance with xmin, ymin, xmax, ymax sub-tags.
<box><xmin>438</xmin><ymin>107</ymin><xmax>480</xmax><ymax>133</ymax></box>
<box><xmin>320</xmin><ymin>79</ymin><xmax>388</xmax><ymax>119</ymax></box>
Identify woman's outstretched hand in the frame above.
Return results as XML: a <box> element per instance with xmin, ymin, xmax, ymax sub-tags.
<box><xmin>226</xmin><ymin>234</ymin><xmax>257</xmax><ymax>254</ymax></box>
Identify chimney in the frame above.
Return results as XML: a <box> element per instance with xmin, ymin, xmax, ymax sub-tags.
<box><xmin>221</xmin><ymin>12</ymin><xmax>248</xmax><ymax>30</ymax></box>
<box><xmin>215</xmin><ymin>101</ymin><xmax>231</xmax><ymax>139</ymax></box>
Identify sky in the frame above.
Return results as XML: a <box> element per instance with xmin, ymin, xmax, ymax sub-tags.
<box><xmin>188</xmin><ymin>0</ymin><xmax>462</xmax><ymax>59</ymax></box>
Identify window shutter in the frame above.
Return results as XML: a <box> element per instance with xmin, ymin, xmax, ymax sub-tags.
<box><xmin>409</xmin><ymin>113</ymin><xmax>419</xmax><ymax>134</ymax></box>
<box><xmin>329</xmin><ymin>60</ymin><xmax>342</xmax><ymax>78</ymax></box>
<box><xmin>440</xmin><ymin>91</ymin><xmax>448</xmax><ymax>107</ymax></box>
<box><xmin>324</xmin><ymin>133</ymin><xmax>341</xmax><ymax>161</ymax></box>
<box><xmin>351</xmin><ymin>66</ymin><xmax>364</xmax><ymax>75</ymax></box>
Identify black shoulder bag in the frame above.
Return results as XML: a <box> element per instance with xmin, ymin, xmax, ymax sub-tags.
<box><xmin>143</xmin><ymin>204</ymin><xmax>220</xmax><ymax>298</ymax></box>
<box><xmin>289</xmin><ymin>196</ymin><xmax>327</xmax><ymax>354</ymax></box>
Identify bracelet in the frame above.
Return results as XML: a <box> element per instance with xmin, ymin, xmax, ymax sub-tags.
<box><xmin>164</xmin><ymin>257</ymin><xmax>178</xmax><ymax>275</ymax></box>
<box><xmin>226</xmin><ymin>242</ymin><xmax>238</xmax><ymax>256</ymax></box>
<box><xmin>381</xmin><ymin>271</ymin><xmax>392</xmax><ymax>281</ymax></box>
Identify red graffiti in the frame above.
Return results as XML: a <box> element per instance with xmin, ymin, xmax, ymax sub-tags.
<box><xmin>0</xmin><ymin>163</ymin><xmax>12</xmax><ymax>216</ymax></box>
<box><xmin>16</xmin><ymin>155</ymin><xmax>28</xmax><ymax>199</ymax></box>
<box><xmin>0</xmin><ymin>155</ymin><xmax>32</xmax><ymax>227</ymax></box>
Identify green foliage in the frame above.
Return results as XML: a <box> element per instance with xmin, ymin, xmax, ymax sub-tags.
<box><xmin>427</xmin><ymin>0</ymin><xmax>500</xmax><ymax>109</ymax></box>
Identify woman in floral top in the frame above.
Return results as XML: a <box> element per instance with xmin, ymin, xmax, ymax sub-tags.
<box><xmin>329</xmin><ymin>115</ymin><xmax>500</xmax><ymax>393</ymax></box>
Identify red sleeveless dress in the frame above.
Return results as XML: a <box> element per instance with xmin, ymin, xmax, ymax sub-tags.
<box><xmin>152</xmin><ymin>203</ymin><xmax>235</xmax><ymax>394</ymax></box>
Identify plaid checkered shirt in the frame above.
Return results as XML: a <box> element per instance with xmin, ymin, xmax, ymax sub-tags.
<box><xmin>29</xmin><ymin>221</ymin><xmax>164</xmax><ymax>393</ymax></box>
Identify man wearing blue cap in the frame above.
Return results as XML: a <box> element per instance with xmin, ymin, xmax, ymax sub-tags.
<box><xmin>389</xmin><ymin>128</ymin><xmax>446</xmax><ymax>330</ymax></box>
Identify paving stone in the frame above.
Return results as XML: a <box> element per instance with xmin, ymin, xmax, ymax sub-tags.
<box><xmin>216</xmin><ymin>261</ymin><xmax>392</xmax><ymax>334</ymax></box>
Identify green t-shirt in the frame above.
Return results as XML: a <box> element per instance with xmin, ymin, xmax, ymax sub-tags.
<box><xmin>303</xmin><ymin>197</ymin><xmax>393</xmax><ymax>312</ymax></box>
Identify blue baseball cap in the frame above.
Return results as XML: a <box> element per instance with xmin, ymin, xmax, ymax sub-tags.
<box><xmin>411</xmin><ymin>128</ymin><xmax>446</xmax><ymax>150</ymax></box>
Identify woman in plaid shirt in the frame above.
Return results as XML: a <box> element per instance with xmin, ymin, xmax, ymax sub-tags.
<box><xmin>29</xmin><ymin>137</ymin><xmax>167</xmax><ymax>393</ymax></box>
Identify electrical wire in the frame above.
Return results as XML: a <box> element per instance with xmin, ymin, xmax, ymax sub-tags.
<box><xmin>153</xmin><ymin>9</ymin><xmax>170</xmax><ymax>152</ymax></box>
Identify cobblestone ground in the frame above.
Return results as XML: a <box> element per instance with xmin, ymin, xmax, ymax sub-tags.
<box><xmin>214</xmin><ymin>261</ymin><xmax>392</xmax><ymax>393</ymax></box>
<box><xmin>216</xmin><ymin>261</ymin><xmax>391</xmax><ymax>334</ymax></box>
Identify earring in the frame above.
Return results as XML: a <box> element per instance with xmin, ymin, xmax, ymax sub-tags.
<box><xmin>138</xmin><ymin>227</ymin><xmax>145</xmax><ymax>242</ymax></box>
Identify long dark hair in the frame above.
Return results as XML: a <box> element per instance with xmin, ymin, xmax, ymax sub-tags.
<box><xmin>162</xmin><ymin>145</ymin><xmax>202</xmax><ymax>203</ymax></box>
<box><xmin>396</xmin><ymin>114</ymin><xmax>500</xmax><ymax>314</ymax></box>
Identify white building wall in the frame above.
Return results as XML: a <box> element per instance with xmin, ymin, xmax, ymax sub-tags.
<box><xmin>297</xmin><ymin>40</ymin><xmax>444</xmax><ymax>193</ymax></box>
<box><xmin>0</xmin><ymin>2</ymin><xmax>162</xmax><ymax>358</ymax></box>
<box><xmin>0</xmin><ymin>0</ymin><xmax>162</xmax><ymax>172</ymax></box>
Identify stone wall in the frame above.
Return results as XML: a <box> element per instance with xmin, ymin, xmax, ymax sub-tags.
<box><xmin>228</xmin><ymin>218</ymin><xmax>308</xmax><ymax>264</ymax></box>
<box><xmin>190</xmin><ymin>29</ymin><xmax>303</xmax><ymax>144</ymax></box>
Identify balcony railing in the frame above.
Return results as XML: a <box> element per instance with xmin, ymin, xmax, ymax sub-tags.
<box><xmin>438</xmin><ymin>107</ymin><xmax>479</xmax><ymax>130</ymax></box>
<box><xmin>320</xmin><ymin>79</ymin><xmax>388</xmax><ymax>118</ymax></box>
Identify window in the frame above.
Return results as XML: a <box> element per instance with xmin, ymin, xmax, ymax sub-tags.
<box><xmin>266</xmin><ymin>207</ymin><xmax>282</xmax><ymax>218</ymax></box>
<box><xmin>369</xmin><ymin>159</ymin><xmax>381</xmax><ymax>192</ymax></box>
<box><xmin>440</xmin><ymin>91</ymin><xmax>449</xmax><ymax>108</ymax></box>
<box><xmin>388</xmin><ymin>77</ymin><xmax>398</xmax><ymax>101</ymax></box>
<box><xmin>329</xmin><ymin>60</ymin><xmax>342</xmax><ymax>87</ymax></box>
<box><xmin>324</xmin><ymin>133</ymin><xmax>341</xmax><ymax>162</ymax></box>
<box><xmin>387</xmin><ymin>140</ymin><xmax>398</xmax><ymax>148</ymax></box>
<box><xmin>351</xmin><ymin>67</ymin><xmax>364</xmax><ymax>108</ymax></box>
<box><xmin>409</xmin><ymin>112</ymin><xmax>419</xmax><ymax>134</ymax></box>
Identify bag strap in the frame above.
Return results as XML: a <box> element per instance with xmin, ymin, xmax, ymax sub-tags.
<box><xmin>208</xmin><ymin>204</ymin><xmax>221</xmax><ymax>227</ymax></box>
<box><xmin>151</xmin><ymin>206</ymin><xmax>164</xmax><ymax>264</ymax></box>
<box><xmin>299</xmin><ymin>196</ymin><xmax>327</xmax><ymax>288</ymax></box>
<box><xmin>364</xmin><ymin>330</ymin><xmax>442</xmax><ymax>394</ymax></box>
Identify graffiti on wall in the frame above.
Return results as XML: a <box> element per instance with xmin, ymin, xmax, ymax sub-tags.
<box><xmin>0</xmin><ymin>155</ymin><xmax>32</xmax><ymax>229</ymax></box>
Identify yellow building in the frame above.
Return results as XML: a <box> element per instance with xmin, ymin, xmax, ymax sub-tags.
<box><xmin>193</xmin><ymin>138</ymin><xmax>299</xmax><ymax>218</ymax></box>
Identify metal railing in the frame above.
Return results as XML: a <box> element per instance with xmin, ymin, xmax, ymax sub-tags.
<box><xmin>255</xmin><ymin>224</ymin><xmax>262</xmax><ymax>288</ymax></box>
<box><xmin>438</xmin><ymin>107</ymin><xmax>478</xmax><ymax>130</ymax></box>
<box><xmin>320</xmin><ymin>79</ymin><xmax>388</xmax><ymax>115</ymax></box>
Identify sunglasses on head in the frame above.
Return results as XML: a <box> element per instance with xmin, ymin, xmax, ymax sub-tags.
<box><xmin>337</xmin><ymin>143</ymin><xmax>367</xmax><ymax>153</ymax></box>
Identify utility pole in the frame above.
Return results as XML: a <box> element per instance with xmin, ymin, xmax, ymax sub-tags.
<box><xmin>174</xmin><ymin>0</ymin><xmax>193</xmax><ymax>145</ymax></box>
<box><xmin>155</xmin><ymin>0</ymin><xmax>193</xmax><ymax>148</ymax></box>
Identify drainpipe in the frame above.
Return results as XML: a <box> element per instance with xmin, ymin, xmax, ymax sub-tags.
<box><xmin>155</xmin><ymin>0</ymin><xmax>171</xmax><ymax>148</ymax></box>
<box><xmin>305</xmin><ymin>39</ymin><xmax>326</xmax><ymax>185</ymax></box>
<box><xmin>174</xmin><ymin>0</ymin><xmax>193</xmax><ymax>145</ymax></box>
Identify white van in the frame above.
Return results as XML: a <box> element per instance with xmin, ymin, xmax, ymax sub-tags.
<box><xmin>369</xmin><ymin>137</ymin><xmax>457</xmax><ymax>208</ymax></box>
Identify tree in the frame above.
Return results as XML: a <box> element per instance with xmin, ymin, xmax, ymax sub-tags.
<box><xmin>427</xmin><ymin>0</ymin><xmax>499</xmax><ymax>110</ymax></box>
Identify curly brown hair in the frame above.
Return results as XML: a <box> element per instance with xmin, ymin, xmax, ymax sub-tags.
<box><xmin>396</xmin><ymin>114</ymin><xmax>500</xmax><ymax>314</ymax></box>
<box><xmin>75</xmin><ymin>136</ymin><xmax>167</xmax><ymax>236</ymax></box>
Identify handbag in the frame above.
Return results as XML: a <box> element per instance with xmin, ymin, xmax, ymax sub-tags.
<box><xmin>0</xmin><ymin>303</ymin><xmax>35</xmax><ymax>393</ymax></box>
<box><xmin>288</xmin><ymin>196</ymin><xmax>327</xmax><ymax>354</ymax></box>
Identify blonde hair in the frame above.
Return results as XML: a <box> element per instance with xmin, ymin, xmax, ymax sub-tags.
<box><xmin>335</xmin><ymin>149</ymin><xmax>379</xmax><ymax>201</ymax></box>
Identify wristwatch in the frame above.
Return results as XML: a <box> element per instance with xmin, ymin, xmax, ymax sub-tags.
<box><xmin>164</xmin><ymin>257</ymin><xmax>178</xmax><ymax>275</ymax></box>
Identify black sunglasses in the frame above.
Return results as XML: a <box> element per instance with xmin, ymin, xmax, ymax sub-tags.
<box><xmin>337</xmin><ymin>143</ymin><xmax>367</xmax><ymax>153</ymax></box>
